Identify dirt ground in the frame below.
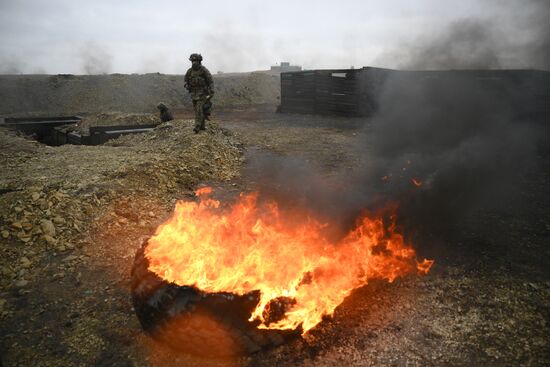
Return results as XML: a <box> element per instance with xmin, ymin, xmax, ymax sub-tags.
<box><xmin>0</xmin><ymin>104</ymin><xmax>549</xmax><ymax>366</ymax></box>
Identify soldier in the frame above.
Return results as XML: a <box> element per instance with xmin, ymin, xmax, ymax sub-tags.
<box><xmin>184</xmin><ymin>53</ymin><xmax>214</xmax><ymax>133</ymax></box>
<box><xmin>156</xmin><ymin>102</ymin><xmax>174</xmax><ymax>122</ymax></box>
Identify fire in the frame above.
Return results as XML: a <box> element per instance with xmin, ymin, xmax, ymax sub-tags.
<box><xmin>412</xmin><ymin>178</ymin><xmax>422</xmax><ymax>187</ymax></box>
<box><xmin>145</xmin><ymin>188</ymin><xmax>433</xmax><ymax>334</ymax></box>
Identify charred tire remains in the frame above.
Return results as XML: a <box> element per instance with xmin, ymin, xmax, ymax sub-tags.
<box><xmin>131</xmin><ymin>241</ymin><xmax>297</xmax><ymax>357</ymax></box>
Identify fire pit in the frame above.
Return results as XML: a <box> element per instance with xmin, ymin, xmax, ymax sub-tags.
<box><xmin>131</xmin><ymin>187</ymin><xmax>433</xmax><ymax>356</ymax></box>
<box><xmin>131</xmin><ymin>241</ymin><xmax>296</xmax><ymax>356</ymax></box>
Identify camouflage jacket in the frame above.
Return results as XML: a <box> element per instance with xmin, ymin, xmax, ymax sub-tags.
<box><xmin>184</xmin><ymin>65</ymin><xmax>214</xmax><ymax>100</ymax></box>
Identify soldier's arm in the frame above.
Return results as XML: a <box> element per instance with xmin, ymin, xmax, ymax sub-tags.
<box><xmin>184</xmin><ymin>69</ymin><xmax>191</xmax><ymax>90</ymax></box>
<box><xmin>204</xmin><ymin>68</ymin><xmax>214</xmax><ymax>96</ymax></box>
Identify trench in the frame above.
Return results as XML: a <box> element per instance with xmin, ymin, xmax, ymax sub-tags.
<box><xmin>0</xmin><ymin>116</ymin><xmax>158</xmax><ymax>146</ymax></box>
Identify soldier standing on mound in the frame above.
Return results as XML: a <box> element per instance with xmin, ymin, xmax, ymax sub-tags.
<box><xmin>184</xmin><ymin>53</ymin><xmax>214</xmax><ymax>133</ymax></box>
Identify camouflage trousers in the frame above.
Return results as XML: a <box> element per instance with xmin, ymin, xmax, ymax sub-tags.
<box><xmin>192</xmin><ymin>98</ymin><xmax>207</xmax><ymax>130</ymax></box>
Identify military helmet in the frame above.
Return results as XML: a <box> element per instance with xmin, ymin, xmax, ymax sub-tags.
<box><xmin>189</xmin><ymin>53</ymin><xmax>203</xmax><ymax>62</ymax></box>
<box><xmin>157</xmin><ymin>102</ymin><xmax>167</xmax><ymax>110</ymax></box>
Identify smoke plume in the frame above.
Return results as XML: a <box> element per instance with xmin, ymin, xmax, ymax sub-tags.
<box><xmin>400</xmin><ymin>19</ymin><xmax>501</xmax><ymax>70</ymax></box>
<box><xmin>519</xmin><ymin>0</ymin><xmax>550</xmax><ymax>70</ymax></box>
<box><xmin>375</xmin><ymin>0</ymin><xmax>550</xmax><ymax>71</ymax></box>
<box><xmin>355</xmin><ymin>72</ymin><xmax>541</xmax><ymax>235</ymax></box>
<box><xmin>80</xmin><ymin>41</ymin><xmax>113</xmax><ymax>75</ymax></box>
<box><xmin>0</xmin><ymin>54</ymin><xmax>25</xmax><ymax>74</ymax></box>
<box><xmin>247</xmin><ymin>72</ymin><xmax>542</xmax><ymax>248</ymax></box>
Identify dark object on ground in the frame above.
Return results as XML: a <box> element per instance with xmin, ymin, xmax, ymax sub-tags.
<box><xmin>130</xmin><ymin>241</ymin><xmax>298</xmax><ymax>357</ymax></box>
<box><xmin>157</xmin><ymin>103</ymin><xmax>174</xmax><ymax>122</ymax></box>
<box><xmin>1</xmin><ymin>116</ymin><xmax>159</xmax><ymax>146</ymax></box>
<box><xmin>88</xmin><ymin>124</ymin><xmax>158</xmax><ymax>145</ymax></box>
<box><xmin>51</xmin><ymin>124</ymin><xmax>158</xmax><ymax>146</ymax></box>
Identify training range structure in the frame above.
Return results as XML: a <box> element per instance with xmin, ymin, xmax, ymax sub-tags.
<box><xmin>279</xmin><ymin>67</ymin><xmax>550</xmax><ymax>118</ymax></box>
<box><xmin>0</xmin><ymin>116</ymin><xmax>157</xmax><ymax>146</ymax></box>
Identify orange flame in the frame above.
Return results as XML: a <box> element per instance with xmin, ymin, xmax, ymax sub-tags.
<box><xmin>145</xmin><ymin>188</ymin><xmax>433</xmax><ymax>334</ymax></box>
<box><xmin>412</xmin><ymin>178</ymin><xmax>422</xmax><ymax>187</ymax></box>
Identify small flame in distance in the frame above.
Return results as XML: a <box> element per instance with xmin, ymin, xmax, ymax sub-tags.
<box><xmin>145</xmin><ymin>187</ymin><xmax>433</xmax><ymax>334</ymax></box>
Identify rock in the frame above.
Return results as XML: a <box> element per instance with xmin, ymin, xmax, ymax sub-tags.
<box><xmin>11</xmin><ymin>222</ymin><xmax>22</xmax><ymax>230</ymax></box>
<box><xmin>1</xmin><ymin>266</ymin><xmax>12</xmax><ymax>277</ymax></box>
<box><xmin>31</xmin><ymin>192</ymin><xmax>41</xmax><ymax>201</ymax></box>
<box><xmin>52</xmin><ymin>216</ymin><xmax>65</xmax><ymax>225</ymax></box>
<box><xmin>39</xmin><ymin>200</ymin><xmax>49</xmax><ymax>210</ymax></box>
<box><xmin>20</xmin><ymin>257</ymin><xmax>32</xmax><ymax>268</ymax></box>
<box><xmin>31</xmin><ymin>226</ymin><xmax>42</xmax><ymax>235</ymax></box>
<box><xmin>63</xmin><ymin>255</ymin><xmax>78</xmax><ymax>263</ymax></box>
<box><xmin>43</xmin><ymin>235</ymin><xmax>56</xmax><ymax>245</ymax></box>
<box><xmin>21</xmin><ymin>222</ymin><xmax>33</xmax><ymax>231</ymax></box>
<box><xmin>1</xmin><ymin>230</ymin><xmax>9</xmax><ymax>239</ymax></box>
<box><xmin>40</xmin><ymin>219</ymin><xmax>56</xmax><ymax>237</ymax></box>
<box><xmin>0</xmin><ymin>298</ymin><xmax>6</xmax><ymax>312</ymax></box>
<box><xmin>14</xmin><ymin>279</ymin><xmax>28</xmax><ymax>288</ymax></box>
<box><xmin>14</xmin><ymin>206</ymin><xmax>23</xmax><ymax>213</ymax></box>
<box><xmin>56</xmin><ymin>244</ymin><xmax>66</xmax><ymax>252</ymax></box>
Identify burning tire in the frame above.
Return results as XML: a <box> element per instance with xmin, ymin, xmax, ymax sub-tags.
<box><xmin>131</xmin><ymin>241</ymin><xmax>297</xmax><ymax>357</ymax></box>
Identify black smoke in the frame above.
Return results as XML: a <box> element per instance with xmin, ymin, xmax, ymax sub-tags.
<box><xmin>399</xmin><ymin>19</ymin><xmax>502</xmax><ymax>70</ymax></box>
<box><xmin>519</xmin><ymin>0</ymin><xmax>550</xmax><ymax>70</ymax></box>
<box><xmin>245</xmin><ymin>70</ymin><xmax>544</xmax><ymax>245</ymax></box>
<box><xmin>354</xmin><ymin>71</ymin><xmax>541</xmax><ymax>236</ymax></box>
<box><xmin>375</xmin><ymin>0</ymin><xmax>550</xmax><ymax>71</ymax></box>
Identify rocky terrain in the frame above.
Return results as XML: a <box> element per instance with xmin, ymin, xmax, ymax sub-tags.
<box><xmin>0</xmin><ymin>119</ymin><xmax>244</xmax><ymax>366</ymax></box>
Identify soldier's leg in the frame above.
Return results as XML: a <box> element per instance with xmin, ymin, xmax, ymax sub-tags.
<box><xmin>196</xmin><ymin>99</ymin><xmax>206</xmax><ymax>130</ymax></box>
<box><xmin>193</xmin><ymin>100</ymin><xmax>201</xmax><ymax>133</ymax></box>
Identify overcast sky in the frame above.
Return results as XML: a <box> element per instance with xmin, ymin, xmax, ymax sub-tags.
<box><xmin>0</xmin><ymin>0</ymin><xmax>547</xmax><ymax>74</ymax></box>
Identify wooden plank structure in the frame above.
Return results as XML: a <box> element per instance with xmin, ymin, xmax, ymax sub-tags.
<box><xmin>280</xmin><ymin>67</ymin><xmax>550</xmax><ymax>118</ymax></box>
<box><xmin>280</xmin><ymin>67</ymin><xmax>390</xmax><ymax>116</ymax></box>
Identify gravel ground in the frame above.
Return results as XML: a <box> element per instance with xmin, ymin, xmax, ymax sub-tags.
<box><xmin>0</xmin><ymin>105</ymin><xmax>549</xmax><ymax>366</ymax></box>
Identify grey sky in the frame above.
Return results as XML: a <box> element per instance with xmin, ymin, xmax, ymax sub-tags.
<box><xmin>0</xmin><ymin>0</ymin><xmax>546</xmax><ymax>74</ymax></box>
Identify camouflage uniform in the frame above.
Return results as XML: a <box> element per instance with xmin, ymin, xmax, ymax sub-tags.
<box><xmin>156</xmin><ymin>103</ymin><xmax>174</xmax><ymax>122</ymax></box>
<box><xmin>184</xmin><ymin>53</ymin><xmax>214</xmax><ymax>133</ymax></box>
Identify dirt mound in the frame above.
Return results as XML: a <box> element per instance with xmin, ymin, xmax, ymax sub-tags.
<box><xmin>0</xmin><ymin>72</ymin><xmax>280</xmax><ymax>116</ymax></box>
<box><xmin>0</xmin><ymin>119</ymin><xmax>242</xmax><ymax>294</ymax></box>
